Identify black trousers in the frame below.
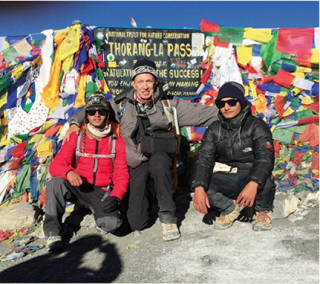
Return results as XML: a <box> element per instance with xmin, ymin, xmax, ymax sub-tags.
<box><xmin>43</xmin><ymin>177</ymin><xmax>122</xmax><ymax>237</ymax></box>
<box><xmin>127</xmin><ymin>152</ymin><xmax>176</xmax><ymax>231</ymax></box>
<box><xmin>206</xmin><ymin>171</ymin><xmax>276</xmax><ymax>215</ymax></box>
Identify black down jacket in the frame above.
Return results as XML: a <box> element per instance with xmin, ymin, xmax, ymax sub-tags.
<box><xmin>190</xmin><ymin>102</ymin><xmax>275</xmax><ymax>191</ymax></box>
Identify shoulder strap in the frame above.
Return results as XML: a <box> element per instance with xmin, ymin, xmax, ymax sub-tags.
<box><xmin>75</xmin><ymin>130</ymin><xmax>86</xmax><ymax>167</ymax></box>
<box><xmin>108</xmin><ymin>133</ymin><xmax>117</xmax><ymax>171</ymax></box>
<box><xmin>117</xmin><ymin>98</ymin><xmax>128</xmax><ymax>122</ymax></box>
<box><xmin>161</xmin><ymin>99</ymin><xmax>180</xmax><ymax>135</ymax></box>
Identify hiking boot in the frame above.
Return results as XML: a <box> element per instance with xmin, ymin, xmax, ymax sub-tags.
<box><xmin>161</xmin><ymin>223</ymin><xmax>180</xmax><ymax>241</ymax></box>
<box><xmin>214</xmin><ymin>201</ymin><xmax>243</xmax><ymax>230</ymax></box>
<box><xmin>46</xmin><ymin>235</ymin><xmax>64</xmax><ymax>252</ymax></box>
<box><xmin>253</xmin><ymin>211</ymin><xmax>272</xmax><ymax>231</ymax></box>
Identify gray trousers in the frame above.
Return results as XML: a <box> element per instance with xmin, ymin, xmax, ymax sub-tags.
<box><xmin>43</xmin><ymin>177</ymin><xmax>122</xmax><ymax>237</ymax></box>
<box><xmin>127</xmin><ymin>152</ymin><xmax>176</xmax><ymax>231</ymax></box>
<box><xmin>207</xmin><ymin>171</ymin><xmax>276</xmax><ymax>215</ymax></box>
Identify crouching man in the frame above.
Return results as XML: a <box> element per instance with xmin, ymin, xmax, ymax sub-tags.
<box><xmin>191</xmin><ymin>81</ymin><xmax>276</xmax><ymax>231</ymax></box>
<box><xmin>44</xmin><ymin>92</ymin><xmax>129</xmax><ymax>252</ymax></box>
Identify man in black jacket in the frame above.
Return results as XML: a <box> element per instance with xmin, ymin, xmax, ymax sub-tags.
<box><xmin>191</xmin><ymin>81</ymin><xmax>276</xmax><ymax>231</ymax></box>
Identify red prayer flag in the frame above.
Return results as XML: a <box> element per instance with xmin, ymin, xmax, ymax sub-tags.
<box><xmin>214</xmin><ymin>37</ymin><xmax>229</xmax><ymax>48</ymax></box>
<box><xmin>273</xmin><ymin>69</ymin><xmax>295</xmax><ymax>88</ymax></box>
<box><xmin>311</xmin><ymin>152</ymin><xmax>319</xmax><ymax>178</ymax></box>
<box><xmin>276</xmin><ymin>28</ymin><xmax>314</xmax><ymax>56</ymax></box>
<box><xmin>11</xmin><ymin>142</ymin><xmax>28</xmax><ymax>158</ymax></box>
<box><xmin>199</xmin><ymin>19</ymin><xmax>219</xmax><ymax>33</ymax></box>
<box><xmin>200</xmin><ymin>62</ymin><xmax>213</xmax><ymax>84</ymax></box>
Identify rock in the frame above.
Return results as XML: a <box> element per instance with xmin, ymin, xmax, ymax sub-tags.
<box><xmin>0</xmin><ymin>203</ymin><xmax>36</xmax><ymax>231</ymax></box>
<box><xmin>273</xmin><ymin>194</ymin><xmax>299</xmax><ymax>219</ymax></box>
<box><xmin>80</xmin><ymin>214</ymin><xmax>96</xmax><ymax>228</ymax></box>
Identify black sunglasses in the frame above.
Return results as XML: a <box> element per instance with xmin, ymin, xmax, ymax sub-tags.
<box><xmin>216</xmin><ymin>99</ymin><xmax>239</xmax><ymax>109</ymax></box>
<box><xmin>86</xmin><ymin>108</ymin><xmax>108</xmax><ymax>116</ymax></box>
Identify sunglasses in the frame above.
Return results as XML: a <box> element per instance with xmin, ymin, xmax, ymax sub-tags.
<box><xmin>216</xmin><ymin>99</ymin><xmax>239</xmax><ymax>109</ymax></box>
<box><xmin>86</xmin><ymin>108</ymin><xmax>108</xmax><ymax>116</ymax></box>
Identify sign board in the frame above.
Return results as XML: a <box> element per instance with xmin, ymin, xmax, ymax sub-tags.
<box><xmin>93</xmin><ymin>27</ymin><xmax>205</xmax><ymax>98</ymax></box>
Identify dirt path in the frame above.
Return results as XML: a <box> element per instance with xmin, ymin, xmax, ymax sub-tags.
<box><xmin>0</xmin><ymin>192</ymin><xmax>318</xmax><ymax>283</ymax></box>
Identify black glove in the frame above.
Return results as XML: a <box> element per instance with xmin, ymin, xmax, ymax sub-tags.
<box><xmin>102</xmin><ymin>196</ymin><xmax>120</xmax><ymax>213</ymax></box>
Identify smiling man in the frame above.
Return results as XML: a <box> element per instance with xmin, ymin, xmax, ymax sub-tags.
<box><xmin>191</xmin><ymin>81</ymin><xmax>276</xmax><ymax>231</ymax></box>
<box><xmin>44</xmin><ymin>92</ymin><xmax>129</xmax><ymax>252</ymax></box>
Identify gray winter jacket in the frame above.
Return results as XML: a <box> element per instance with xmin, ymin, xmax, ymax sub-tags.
<box><xmin>69</xmin><ymin>85</ymin><xmax>218</xmax><ymax>168</ymax></box>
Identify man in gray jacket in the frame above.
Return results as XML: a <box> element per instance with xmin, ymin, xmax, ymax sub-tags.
<box><xmin>66</xmin><ymin>59</ymin><xmax>218</xmax><ymax>241</ymax></box>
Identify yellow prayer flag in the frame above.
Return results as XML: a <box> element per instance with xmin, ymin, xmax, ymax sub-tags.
<box><xmin>10</xmin><ymin>136</ymin><xmax>22</xmax><ymax>143</ymax></box>
<box><xmin>29</xmin><ymin>134</ymin><xmax>44</xmax><ymax>143</ymax></box>
<box><xmin>37</xmin><ymin>139</ymin><xmax>53</xmax><ymax>152</ymax></box>
<box><xmin>283</xmin><ymin>107</ymin><xmax>294</xmax><ymax>117</ymax></box>
<box><xmin>41</xmin><ymin>32</ymin><xmax>67</xmax><ymax>110</ymax></box>
<box><xmin>291</xmin><ymin>87</ymin><xmax>302</xmax><ymax>96</ymax></box>
<box><xmin>255</xmin><ymin>93</ymin><xmax>267</xmax><ymax>113</ymax></box>
<box><xmin>311</xmin><ymin>49</ymin><xmax>319</xmax><ymax>63</ymax></box>
<box><xmin>0</xmin><ymin>93</ymin><xmax>8</xmax><ymax>109</ymax></box>
<box><xmin>62</xmin><ymin>53</ymin><xmax>74</xmax><ymax>74</ymax></box>
<box><xmin>11</xmin><ymin>65</ymin><xmax>23</xmax><ymax>81</ymax></box>
<box><xmin>13</xmin><ymin>39</ymin><xmax>32</xmax><ymax>55</ymax></box>
<box><xmin>301</xmin><ymin>96</ymin><xmax>313</xmax><ymax>105</ymax></box>
<box><xmin>208</xmin><ymin>47</ymin><xmax>215</xmax><ymax>58</ymax></box>
<box><xmin>249</xmin><ymin>80</ymin><xmax>257</xmax><ymax>98</ymax></box>
<box><xmin>102</xmin><ymin>80</ymin><xmax>110</xmax><ymax>94</ymax></box>
<box><xmin>236</xmin><ymin>45</ymin><xmax>252</xmax><ymax>66</ymax></box>
<box><xmin>296</xmin><ymin>66</ymin><xmax>312</xmax><ymax>73</ymax></box>
<box><xmin>291</xmin><ymin>72</ymin><xmax>305</xmax><ymax>79</ymax></box>
<box><xmin>59</xmin><ymin>24</ymin><xmax>80</xmax><ymax>61</ymax></box>
<box><xmin>244</xmin><ymin>85</ymin><xmax>250</xmax><ymax>97</ymax></box>
<box><xmin>0</xmin><ymin>136</ymin><xmax>11</xmax><ymax>147</ymax></box>
<box><xmin>74</xmin><ymin>74</ymin><xmax>88</xmax><ymax>108</ymax></box>
<box><xmin>243</xmin><ymin>28</ymin><xmax>273</xmax><ymax>43</ymax></box>
<box><xmin>39</xmin><ymin>121</ymin><xmax>57</xmax><ymax>134</ymax></box>
<box><xmin>272</xmin><ymin>169</ymin><xmax>285</xmax><ymax>175</ymax></box>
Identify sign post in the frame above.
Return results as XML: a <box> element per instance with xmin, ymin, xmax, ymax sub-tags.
<box><xmin>93</xmin><ymin>27</ymin><xmax>205</xmax><ymax>98</ymax></box>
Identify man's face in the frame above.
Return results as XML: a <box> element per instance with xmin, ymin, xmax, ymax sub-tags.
<box><xmin>86</xmin><ymin>108</ymin><xmax>107</xmax><ymax>128</ymax></box>
<box><xmin>218</xmin><ymin>97</ymin><xmax>242</xmax><ymax>119</ymax></box>
<box><xmin>131</xmin><ymin>73</ymin><xmax>158</xmax><ymax>100</ymax></box>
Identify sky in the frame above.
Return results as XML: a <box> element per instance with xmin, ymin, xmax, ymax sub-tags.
<box><xmin>0</xmin><ymin>1</ymin><xmax>319</xmax><ymax>37</ymax></box>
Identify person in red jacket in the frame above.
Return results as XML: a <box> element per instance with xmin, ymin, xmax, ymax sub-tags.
<box><xmin>44</xmin><ymin>92</ymin><xmax>129</xmax><ymax>252</ymax></box>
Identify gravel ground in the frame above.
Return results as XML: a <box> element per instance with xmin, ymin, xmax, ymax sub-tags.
<box><xmin>0</xmin><ymin>192</ymin><xmax>318</xmax><ymax>283</ymax></box>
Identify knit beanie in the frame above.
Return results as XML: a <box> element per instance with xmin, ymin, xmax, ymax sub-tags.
<box><xmin>86</xmin><ymin>92</ymin><xmax>109</xmax><ymax>111</ymax></box>
<box><xmin>216</xmin><ymin>81</ymin><xmax>246</xmax><ymax>108</ymax></box>
<box><xmin>131</xmin><ymin>59</ymin><xmax>158</xmax><ymax>80</ymax></box>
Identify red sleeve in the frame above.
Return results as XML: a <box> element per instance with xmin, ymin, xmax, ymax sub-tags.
<box><xmin>49</xmin><ymin>132</ymin><xmax>78</xmax><ymax>179</ymax></box>
<box><xmin>110</xmin><ymin>135</ymin><xmax>129</xmax><ymax>200</ymax></box>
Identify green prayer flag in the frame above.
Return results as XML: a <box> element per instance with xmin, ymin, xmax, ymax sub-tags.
<box><xmin>272</xmin><ymin>128</ymin><xmax>293</xmax><ymax>144</ymax></box>
<box><xmin>295</xmin><ymin>109</ymin><xmax>314</xmax><ymax>120</ymax></box>
<box><xmin>13</xmin><ymin>164</ymin><xmax>32</xmax><ymax>198</ymax></box>
<box><xmin>261</xmin><ymin>30</ymin><xmax>282</xmax><ymax>68</ymax></box>
<box><xmin>271</xmin><ymin>63</ymin><xmax>281</xmax><ymax>74</ymax></box>
<box><xmin>0</xmin><ymin>73</ymin><xmax>12</xmax><ymax>96</ymax></box>
<box><xmin>291</xmin><ymin>97</ymin><xmax>300</xmax><ymax>107</ymax></box>
<box><xmin>85</xmin><ymin>82</ymin><xmax>98</xmax><ymax>98</ymax></box>
<box><xmin>218</xmin><ymin>26</ymin><xmax>244</xmax><ymax>44</ymax></box>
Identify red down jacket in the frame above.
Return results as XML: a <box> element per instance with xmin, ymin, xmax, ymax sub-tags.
<box><xmin>49</xmin><ymin>132</ymin><xmax>129</xmax><ymax>200</ymax></box>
